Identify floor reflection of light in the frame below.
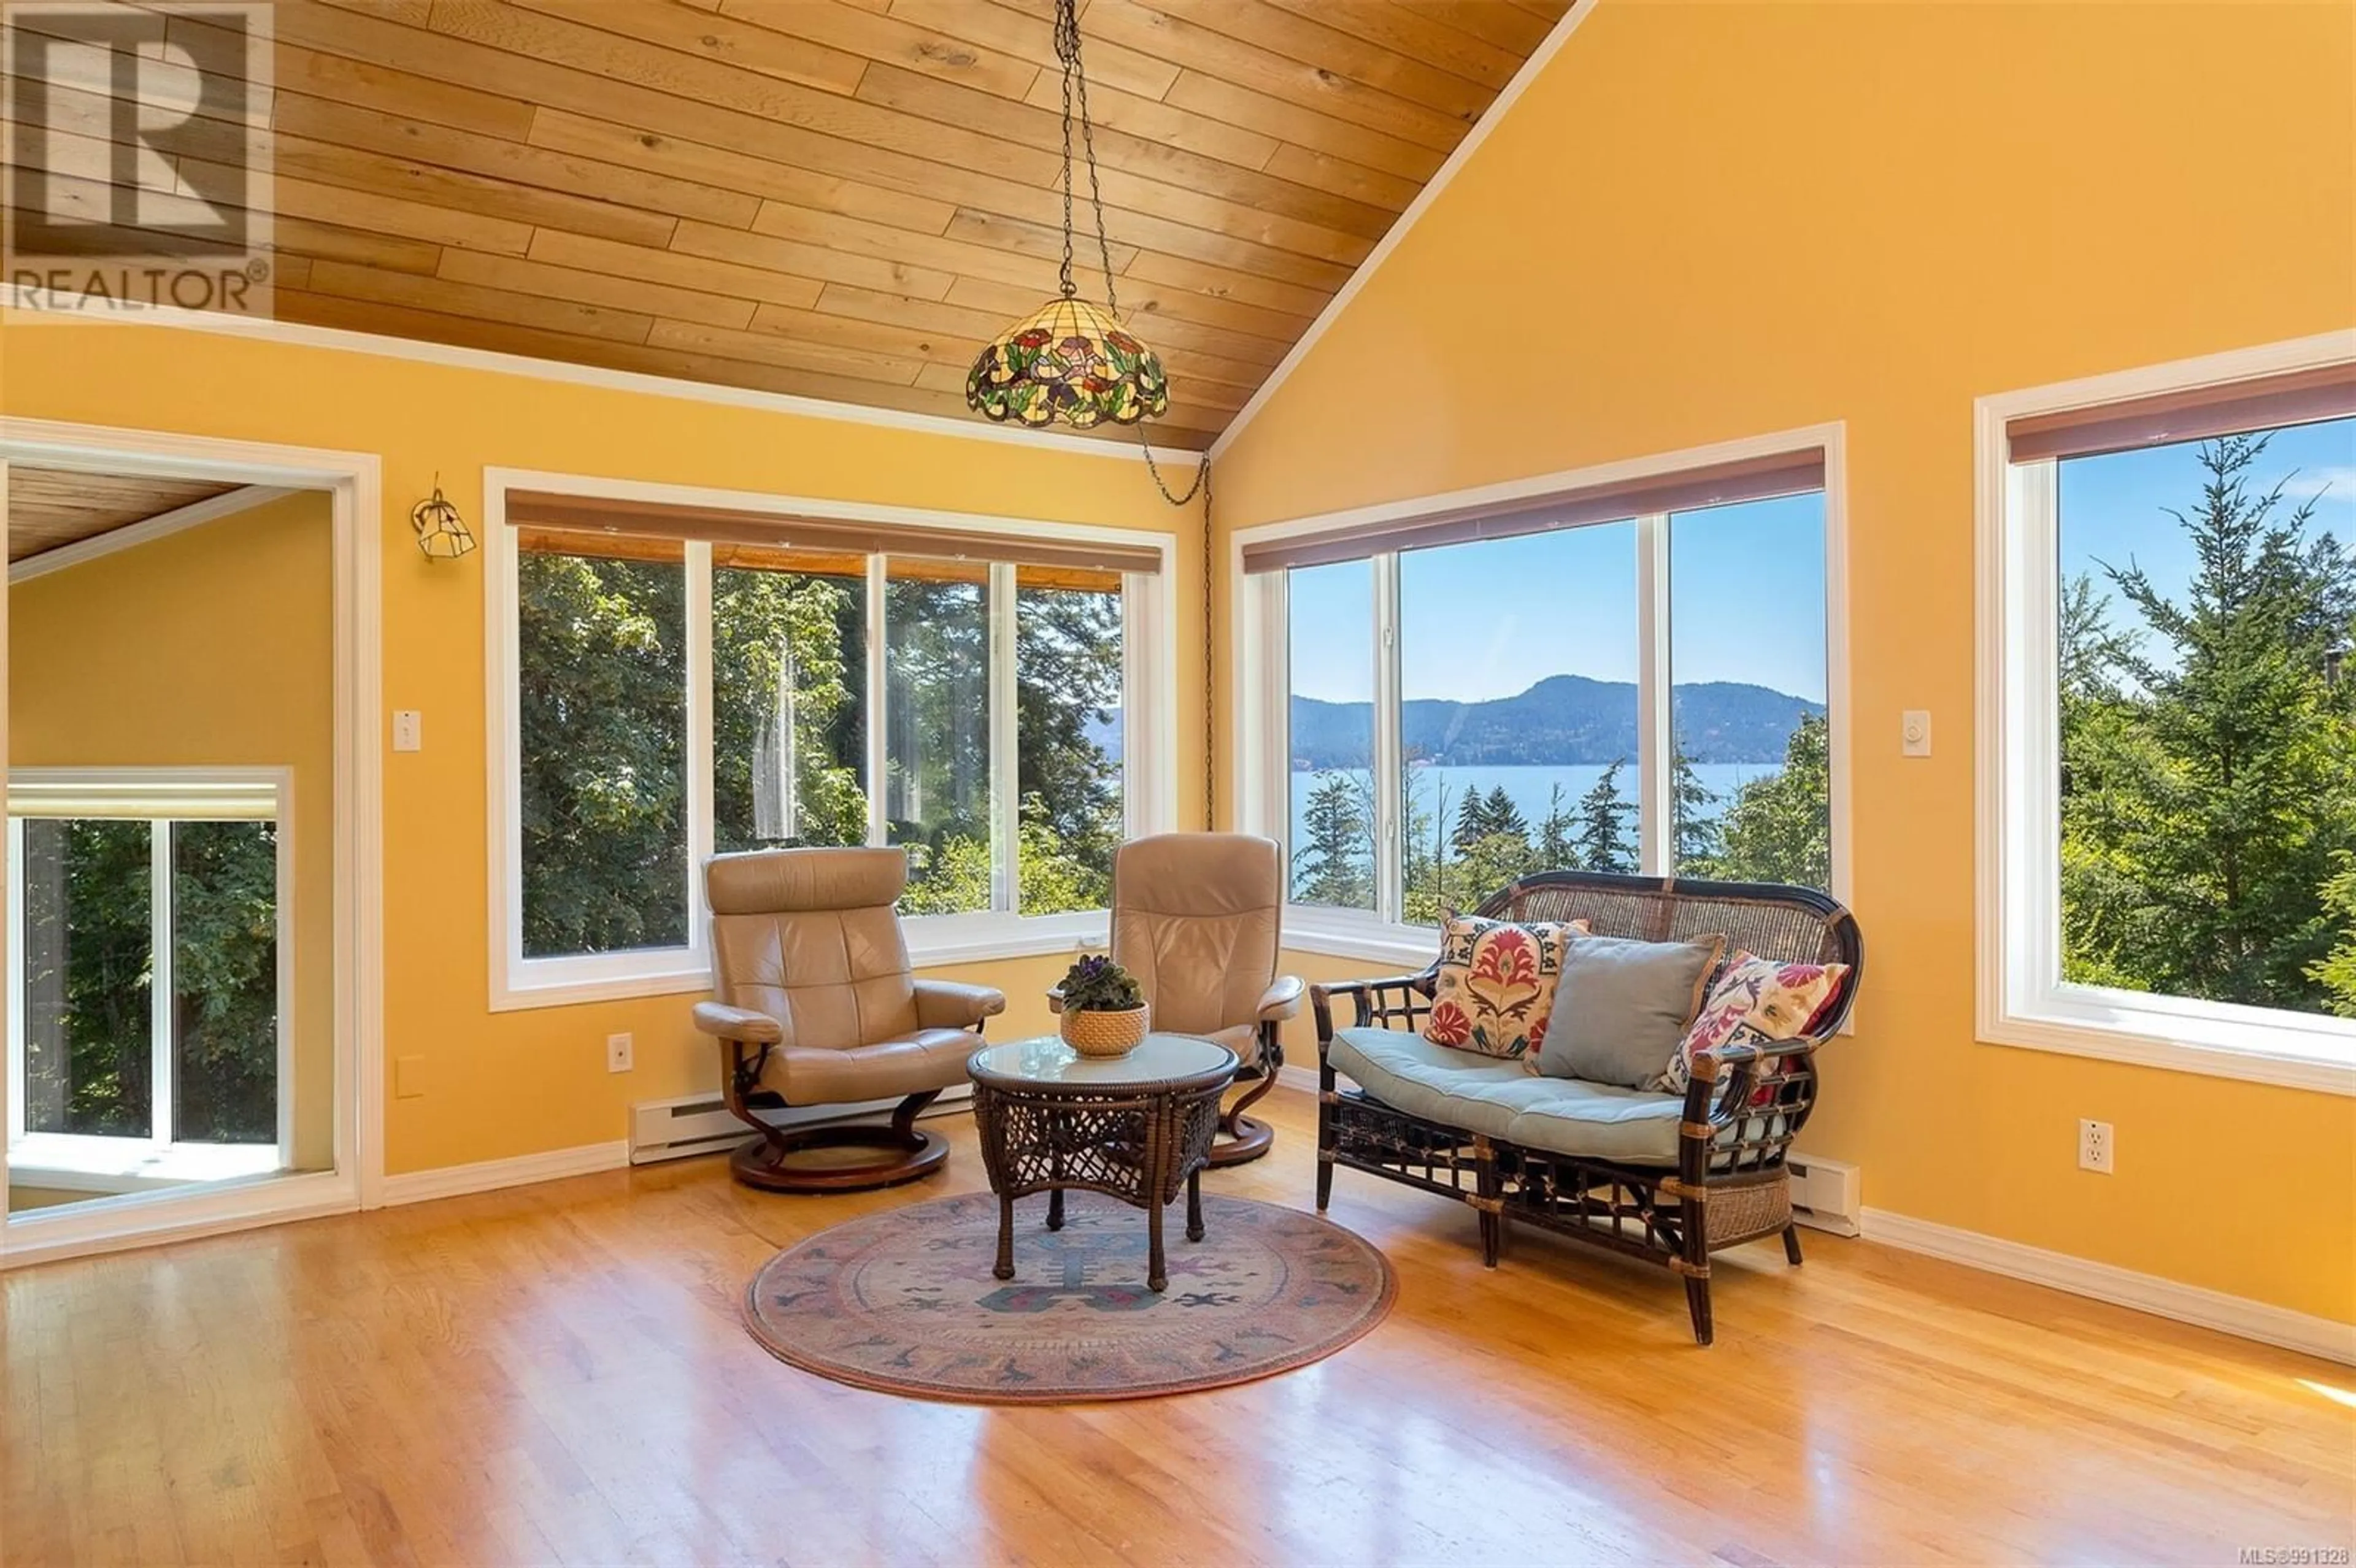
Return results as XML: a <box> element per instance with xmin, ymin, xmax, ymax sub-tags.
<box><xmin>2298</xmin><ymin>1377</ymin><xmax>2356</xmax><ymax>1410</ymax></box>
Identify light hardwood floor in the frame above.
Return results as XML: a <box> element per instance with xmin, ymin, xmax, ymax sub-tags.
<box><xmin>5</xmin><ymin>1088</ymin><xmax>2351</xmax><ymax>1566</ymax></box>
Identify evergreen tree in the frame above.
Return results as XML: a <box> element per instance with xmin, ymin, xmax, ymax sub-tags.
<box><xmin>2060</xmin><ymin>434</ymin><xmax>2356</xmax><ymax>1010</ymax></box>
<box><xmin>1293</xmin><ymin>771</ymin><xmax>1374</xmax><ymax>907</ymax></box>
<box><xmin>1483</xmin><ymin>784</ymin><xmax>1530</xmax><ymax>841</ymax></box>
<box><xmin>1536</xmin><ymin>783</ymin><xmax>1576</xmax><ymax>869</ymax></box>
<box><xmin>1014</xmin><ymin>585</ymin><xmax>1126</xmax><ymax>911</ymax></box>
<box><xmin>2309</xmin><ymin>851</ymin><xmax>2356</xmax><ymax>1017</ymax></box>
<box><xmin>1574</xmin><ymin>759</ymin><xmax>1637</xmax><ymax>873</ymax></box>
<box><xmin>1671</xmin><ymin>742</ymin><xmax>1722</xmax><ymax>874</ymax></box>
<box><xmin>1451</xmin><ymin>786</ymin><xmax>1490</xmax><ymax>853</ymax></box>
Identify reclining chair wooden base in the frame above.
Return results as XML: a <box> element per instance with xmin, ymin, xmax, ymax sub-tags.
<box><xmin>727</xmin><ymin>1088</ymin><xmax>947</xmax><ymax>1194</ymax></box>
<box><xmin>1206</xmin><ymin>1034</ymin><xmax>1282</xmax><ymax>1167</ymax></box>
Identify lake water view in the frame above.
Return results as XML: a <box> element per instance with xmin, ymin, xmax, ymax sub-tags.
<box><xmin>1288</xmin><ymin>761</ymin><xmax>1779</xmax><ymax>849</ymax></box>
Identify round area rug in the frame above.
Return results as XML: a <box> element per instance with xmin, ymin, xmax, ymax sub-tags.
<box><xmin>743</xmin><ymin>1191</ymin><xmax>1395</xmax><ymax>1403</ymax></box>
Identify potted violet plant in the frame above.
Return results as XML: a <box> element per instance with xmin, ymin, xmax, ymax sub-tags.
<box><xmin>1057</xmin><ymin>953</ymin><xmax>1150</xmax><ymax>1058</ymax></box>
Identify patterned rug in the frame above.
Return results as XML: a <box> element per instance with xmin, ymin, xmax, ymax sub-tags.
<box><xmin>743</xmin><ymin>1190</ymin><xmax>1396</xmax><ymax>1404</ymax></box>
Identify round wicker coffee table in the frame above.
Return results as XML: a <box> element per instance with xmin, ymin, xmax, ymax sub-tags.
<box><xmin>966</xmin><ymin>1034</ymin><xmax>1238</xmax><ymax>1293</ymax></box>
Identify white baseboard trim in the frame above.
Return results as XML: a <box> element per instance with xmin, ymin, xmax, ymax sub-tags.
<box><xmin>380</xmin><ymin>1140</ymin><xmax>631</xmax><ymax>1207</ymax></box>
<box><xmin>1861</xmin><ymin>1207</ymin><xmax>2355</xmax><ymax>1366</ymax></box>
<box><xmin>1277</xmin><ymin>1064</ymin><xmax>1320</xmax><ymax>1095</ymax></box>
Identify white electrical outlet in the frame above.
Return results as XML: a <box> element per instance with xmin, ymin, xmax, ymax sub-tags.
<box><xmin>607</xmin><ymin>1032</ymin><xmax>634</xmax><ymax>1074</ymax></box>
<box><xmin>392</xmin><ymin>710</ymin><xmax>423</xmax><ymax>752</ymax></box>
<box><xmin>2077</xmin><ymin>1117</ymin><xmax>2114</xmax><ymax>1174</ymax></box>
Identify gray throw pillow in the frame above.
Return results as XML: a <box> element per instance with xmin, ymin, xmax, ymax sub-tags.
<box><xmin>1535</xmin><ymin>933</ymin><xmax>1727</xmax><ymax>1089</ymax></box>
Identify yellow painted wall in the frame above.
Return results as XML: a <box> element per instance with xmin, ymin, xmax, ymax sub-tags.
<box><xmin>0</xmin><ymin>317</ymin><xmax>1203</xmax><ymax>1176</ymax></box>
<box><xmin>10</xmin><ymin>492</ymin><xmax>337</xmax><ymax>1169</ymax></box>
<box><xmin>1217</xmin><ymin>2</ymin><xmax>2356</xmax><ymax>1323</ymax></box>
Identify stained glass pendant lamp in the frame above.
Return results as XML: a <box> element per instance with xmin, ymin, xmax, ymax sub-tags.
<box><xmin>967</xmin><ymin>0</ymin><xmax>1203</xmax><ymax>505</ymax></box>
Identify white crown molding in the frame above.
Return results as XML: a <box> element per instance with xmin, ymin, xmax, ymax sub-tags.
<box><xmin>9</xmin><ymin>483</ymin><xmax>293</xmax><ymax>584</ymax></box>
<box><xmin>1861</xmin><ymin>1207</ymin><xmax>2355</xmax><ymax>1366</ymax></box>
<box><xmin>0</xmin><ymin>288</ymin><xmax>1208</xmax><ymax>472</ymax></box>
<box><xmin>380</xmin><ymin>1140</ymin><xmax>630</xmax><ymax>1207</ymax></box>
<box><xmin>1204</xmin><ymin>0</ymin><xmax>1600</xmax><ymax>466</ymax></box>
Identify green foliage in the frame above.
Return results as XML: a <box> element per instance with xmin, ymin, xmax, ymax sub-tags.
<box><xmin>1060</xmin><ymin>953</ymin><xmax>1144</xmax><ymax>1012</ymax></box>
<box><xmin>169</xmin><ymin>822</ymin><xmax>280</xmax><ymax>1143</ymax></box>
<box><xmin>712</xmin><ymin>564</ymin><xmax>868</xmax><ymax>852</ymax></box>
<box><xmin>895</xmin><ymin>831</ymin><xmax>993</xmax><ymax>917</ymax></box>
<box><xmin>884</xmin><ymin>575</ymin><xmax>991</xmax><ymax>910</ymax></box>
<box><xmin>517</xmin><ymin>550</ymin><xmax>689</xmax><ymax>956</ymax></box>
<box><xmin>1671</xmin><ymin>744</ymin><xmax>1725</xmax><ymax>874</ymax></box>
<box><xmin>1015</xmin><ymin>585</ymin><xmax>1125</xmax><ymax>913</ymax></box>
<box><xmin>20</xmin><ymin>818</ymin><xmax>277</xmax><ymax>1145</ymax></box>
<box><xmin>1536</xmin><ymin>784</ymin><xmax>1576</xmax><ymax>870</ymax></box>
<box><xmin>20</xmin><ymin>819</ymin><xmax>152</xmax><ymax>1137</ymax></box>
<box><xmin>2309</xmin><ymin>853</ymin><xmax>2356</xmax><ymax>1017</ymax></box>
<box><xmin>1293</xmin><ymin>770</ymin><xmax>1374</xmax><ymax>908</ymax></box>
<box><xmin>2058</xmin><ymin>435</ymin><xmax>2356</xmax><ymax>1015</ymax></box>
<box><xmin>1715</xmin><ymin>713</ymin><xmax>1832</xmax><ymax>888</ymax></box>
<box><xmin>1574</xmin><ymin>759</ymin><xmax>1637</xmax><ymax>874</ymax></box>
<box><xmin>521</xmin><ymin>552</ymin><xmax>1125</xmax><ymax>936</ymax></box>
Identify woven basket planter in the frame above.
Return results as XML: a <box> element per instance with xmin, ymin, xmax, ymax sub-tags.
<box><xmin>1060</xmin><ymin>1003</ymin><xmax>1150</xmax><ymax>1058</ymax></box>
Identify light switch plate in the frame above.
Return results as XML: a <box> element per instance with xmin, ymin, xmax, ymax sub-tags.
<box><xmin>607</xmin><ymin>1032</ymin><xmax>634</xmax><ymax>1074</ymax></box>
<box><xmin>392</xmin><ymin>710</ymin><xmax>423</xmax><ymax>752</ymax></box>
<box><xmin>1901</xmin><ymin>709</ymin><xmax>1932</xmax><ymax>758</ymax></box>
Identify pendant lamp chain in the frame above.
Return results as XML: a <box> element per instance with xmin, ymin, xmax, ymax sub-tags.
<box><xmin>1055</xmin><ymin>0</ymin><xmax>1118</xmax><ymax>312</ymax></box>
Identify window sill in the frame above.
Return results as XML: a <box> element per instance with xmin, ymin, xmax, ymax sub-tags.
<box><xmin>490</xmin><ymin>912</ymin><xmax>1110</xmax><ymax>1012</ymax></box>
<box><xmin>7</xmin><ymin>1134</ymin><xmax>282</xmax><ymax>1194</ymax></box>
<box><xmin>1985</xmin><ymin>985</ymin><xmax>2356</xmax><ymax>1096</ymax></box>
<box><xmin>1281</xmin><ymin>909</ymin><xmax>1441</xmax><ymax>972</ymax></box>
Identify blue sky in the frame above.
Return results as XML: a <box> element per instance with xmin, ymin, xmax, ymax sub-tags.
<box><xmin>2059</xmin><ymin>416</ymin><xmax>2356</xmax><ymax>632</ymax></box>
<box><xmin>1288</xmin><ymin>492</ymin><xmax>1829</xmax><ymax>704</ymax></box>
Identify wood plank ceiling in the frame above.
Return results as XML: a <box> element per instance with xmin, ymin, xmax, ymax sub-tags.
<box><xmin>31</xmin><ymin>0</ymin><xmax>1563</xmax><ymax>451</ymax></box>
<box><xmin>4</xmin><ymin>469</ymin><xmax>240</xmax><ymax>561</ymax></box>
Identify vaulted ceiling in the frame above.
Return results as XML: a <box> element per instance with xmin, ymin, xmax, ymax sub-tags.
<box><xmin>5</xmin><ymin>469</ymin><xmax>241</xmax><ymax>563</ymax></box>
<box><xmin>34</xmin><ymin>0</ymin><xmax>1564</xmax><ymax>450</ymax></box>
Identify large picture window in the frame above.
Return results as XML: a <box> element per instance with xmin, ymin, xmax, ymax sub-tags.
<box><xmin>1242</xmin><ymin>439</ymin><xmax>1842</xmax><ymax>943</ymax></box>
<box><xmin>7</xmin><ymin>772</ymin><xmax>291</xmax><ymax>1189</ymax></box>
<box><xmin>491</xmin><ymin>478</ymin><xmax>1171</xmax><ymax>1007</ymax></box>
<box><xmin>1981</xmin><ymin>340</ymin><xmax>2356</xmax><ymax>1090</ymax></box>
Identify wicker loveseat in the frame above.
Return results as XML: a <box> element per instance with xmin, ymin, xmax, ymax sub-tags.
<box><xmin>1312</xmin><ymin>871</ymin><xmax>1863</xmax><ymax>1345</ymax></box>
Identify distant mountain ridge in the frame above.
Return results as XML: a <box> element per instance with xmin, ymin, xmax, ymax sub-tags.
<box><xmin>1290</xmin><ymin>675</ymin><xmax>1822</xmax><ymax>767</ymax></box>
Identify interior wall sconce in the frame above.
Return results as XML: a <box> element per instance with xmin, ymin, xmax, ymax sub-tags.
<box><xmin>410</xmin><ymin>478</ymin><xmax>477</xmax><ymax>562</ymax></box>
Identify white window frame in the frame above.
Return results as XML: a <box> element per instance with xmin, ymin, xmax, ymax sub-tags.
<box><xmin>6</xmin><ymin>767</ymin><xmax>294</xmax><ymax>1193</ymax></box>
<box><xmin>485</xmin><ymin>468</ymin><xmax>1178</xmax><ymax>1011</ymax></box>
<box><xmin>1231</xmin><ymin>426</ymin><xmax>1852</xmax><ymax>968</ymax></box>
<box><xmin>1976</xmin><ymin>331</ymin><xmax>2356</xmax><ymax>1096</ymax></box>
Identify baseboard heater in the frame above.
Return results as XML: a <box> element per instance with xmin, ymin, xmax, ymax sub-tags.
<box><xmin>1787</xmin><ymin>1154</ymin><xmax>1861</xmax><ymax>1237</ymax></box>
<box><xmin>629</xmin><ymin>1083</ymin><xmax>974</xmax><ymax>1165</ymax></box>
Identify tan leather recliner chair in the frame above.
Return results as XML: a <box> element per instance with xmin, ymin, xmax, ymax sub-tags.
<box><xmin>694</xmin><ymin>846</ymin><xmax>1005</xmax><ymax>1192</ymax></box>
<box><xmin>1105</xmin><ymin>832</ymin><xmax>1303</xmax><ymax>1166</ymax></box>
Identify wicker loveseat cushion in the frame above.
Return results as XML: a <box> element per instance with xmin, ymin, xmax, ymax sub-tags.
<box><xmin>1328</xmin><ymin>1027</ymin><xmax>1684</xmax><ymax>1167</ymax></box>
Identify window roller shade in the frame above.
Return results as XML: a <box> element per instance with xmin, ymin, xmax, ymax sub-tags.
<box><xmin>1239</xmin><ymin>450</ymin><xmax>1827</xmax><ymax>574</ymax></box>
<box><xmin>8</xmin><ymin>778</ymin><xmax>280</xmax><ymax>820</ymax></box>
<box><xmin>506</xmin><ymin>491</ymin><xmax>1163</xmax><ymax>577</ymax></box>
<box><xmin>2008</xmin><ymin>363</ymin><xmax>2356</xmax><ymax>463</ymax></box>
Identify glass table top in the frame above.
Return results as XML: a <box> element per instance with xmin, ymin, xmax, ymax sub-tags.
<box><xmin>967</xmin><ymin>1033</ymin><xmax>1238</xmax><ymax>1088</ymax></box>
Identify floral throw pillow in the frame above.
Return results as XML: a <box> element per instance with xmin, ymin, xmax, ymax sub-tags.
<box><xmin>1655</xmin><ymin>951</ymin><xmax>1850</xmax><ymax>1096</ymax></box>
<box><xmin>1422</xmin><ymin>915</ymin><xmax>1590</xmax><ymax>1059</ymax></box>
